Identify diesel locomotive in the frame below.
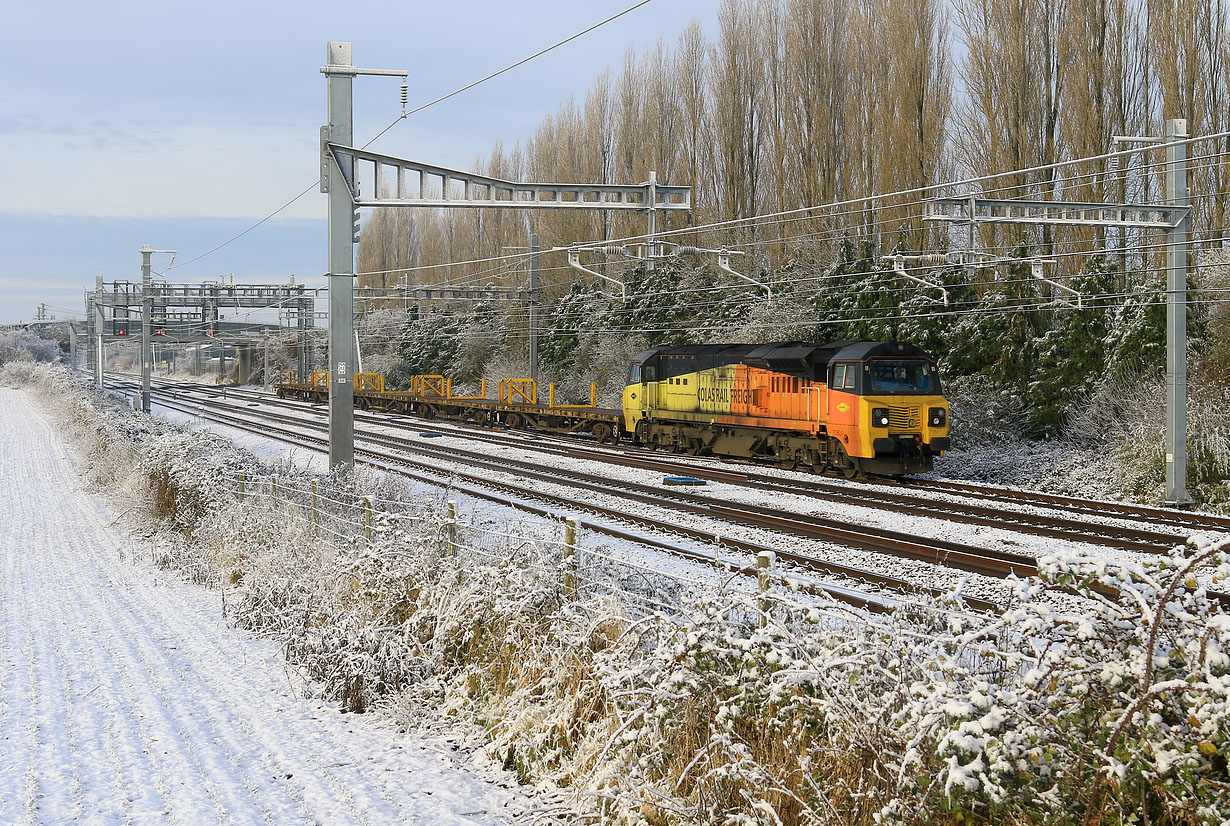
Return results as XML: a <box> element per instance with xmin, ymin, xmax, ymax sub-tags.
<box><xmin>622</xmin><ymin>340</ymin><xmax>949</xmax><ymax>475</ymax></box>
<box><xmin>275</xmin><ymin>338</ymin><xmax>950</xmax><ymax>476</ymax></box>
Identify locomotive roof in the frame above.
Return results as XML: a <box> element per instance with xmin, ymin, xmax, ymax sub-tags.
<box><xmin>830</xmin><ymin>340</ymin><xmax>934</xmax><ymax>361</ymax></box>
<box><xmin>630</xmin><ymin>339</ymin><xmax>933</xmax><ymax>365</ymax></box>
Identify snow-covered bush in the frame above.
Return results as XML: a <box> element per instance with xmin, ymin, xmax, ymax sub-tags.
<box><xmin>898</xmin><ymin>543</ymin><xmax>1230</xmax><ymax>825</ymax></box>
<box><xmin>0</xmin><ymin>329</ymin><xmax>61</xmax><ymax>366</ymax></box>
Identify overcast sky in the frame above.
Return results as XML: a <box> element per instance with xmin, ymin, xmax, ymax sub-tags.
<box><xmin>0</xmin><ymin>0</ymin><xmax>719</xmax><ymax>324</ymax></box>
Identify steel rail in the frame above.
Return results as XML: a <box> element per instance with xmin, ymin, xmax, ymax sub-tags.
<box><xmin>144</xmin><ymin>377</ymin><xmax>1191</xmax><ymax>552</ymax></box>
<box><xmin>108</xmin><ymin>377</ymin><xmax>1230</xmax><ymax>611</ymax></box>
<box><xmin>127</xmin><ymin>385</ymin><xmax>959</xmax><ymax>613</ymax></box>
<box><xmin>890</xmin><ymin>477</ymin><xmax>1230</xmax><ymax>533</ymax></box>
<box><xmin>131</xmin><ymin>383</ymin><xmax>1040</xmax><ymax>579</ymax></box>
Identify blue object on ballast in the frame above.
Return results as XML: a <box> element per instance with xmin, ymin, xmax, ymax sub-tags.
<box><xmin>418</xmin><ymin>431</ymin><xmax>444</xmax><ymax>438</ymax></box>
<box><xmin>663</xmin><ymin>476</ymin><xmax>706</xmax><ymax>486</ymax></box>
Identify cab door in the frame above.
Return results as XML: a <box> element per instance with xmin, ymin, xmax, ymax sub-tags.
<box><xmin>826</xmin><ymin>362</ymin><xmax>859</xmax><ymax>428</ymax></box>
<box><xmin>622</xmin><ymin>362</ymin><xmax>646</xmax><ymax>432</ymax></box>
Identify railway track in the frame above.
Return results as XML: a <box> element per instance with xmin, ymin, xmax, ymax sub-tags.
<box><xmin>114</xmin><ymin>379</ymin><xmax>1027</xmax><ymax>612</ymax></box>
<box><xmin>890</xmin><ymin>477</ymin><xmax>1230</xmax><ymax>534</ymax></box>
<box><xmin>112</xmin><ymin>377</ymin><xmax>1230</xmax><ymax>609</ymax></box>
<box><xmin>129</xmin><ymin>376</ymin><xmax>1202</xmax><ymax>554</ymax></box>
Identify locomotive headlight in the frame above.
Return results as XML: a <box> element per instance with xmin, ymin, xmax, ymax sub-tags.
<box><xmin>871</xmin><ymin>407</ymin><xmax>890</xmax><ymax>428</ymax></box>
<box><xmin>929</xmin><ymin>407</ymin><xmax>947</xmax><ymax>427</ymax></box>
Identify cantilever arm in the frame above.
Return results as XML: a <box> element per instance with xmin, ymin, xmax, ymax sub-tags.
<box><xmin>716</xmin><ymin>250</ymin><xmax>772</xmax><ymax>302</ymax></box>
<box><xmin>1029</xmin><ymin>261</ymin><xmax>1082</xmax><ymax>308</ymax></box>
<box><xmin>883</xmin><ymin>254</ymin><xmax>949</xmax><ymax>305</ymax></box>
<box><xmin>567</xmin><ymin>247</ymin><xmax>627</xmax><ymax>298</ymax></box>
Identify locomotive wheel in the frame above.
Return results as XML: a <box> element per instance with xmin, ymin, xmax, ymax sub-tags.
<box><xmin>831</xmin><ymin>441</ymin><xmax>859</xmax><ymax>479</ymax></box>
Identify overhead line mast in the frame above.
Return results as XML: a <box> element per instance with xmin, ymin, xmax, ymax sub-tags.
<box><xmin>319</xmin><ymin>41</ymin><xmax>690</xmax><ymax>471</ymax></box>
<box><xmin>320</xmin><ymin>43</ymin><xmax>408</xmax><ymax>471</ymax></box>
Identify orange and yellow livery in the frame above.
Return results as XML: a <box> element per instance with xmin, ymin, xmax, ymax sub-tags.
<box><xmin>622</xmin><ymin>340</ymin><xmax>950</xmax><ymax>475</ymax></box>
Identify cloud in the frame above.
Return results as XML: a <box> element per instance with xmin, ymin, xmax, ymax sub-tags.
<box><xmin>0</xmin><ymin>121</ymin><xmax>325</xmax><ymax>221</ymax></box>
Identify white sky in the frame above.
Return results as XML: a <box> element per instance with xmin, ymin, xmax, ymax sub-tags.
<box><xmin>0</xmin><ymin>0</ymin><xmax>719</xmax><ymax>322</ymax></box>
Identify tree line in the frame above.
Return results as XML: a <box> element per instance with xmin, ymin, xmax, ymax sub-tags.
<box><xmin>358</xmin><ymin>0</ymin><xmax>1230</xmax><ymax>295</ymax></box>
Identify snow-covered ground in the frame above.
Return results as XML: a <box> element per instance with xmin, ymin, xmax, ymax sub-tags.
<box><xmin>0</xmin><ymin>386</ymin><xmax>550</xmax><ymax>825</ymax></box>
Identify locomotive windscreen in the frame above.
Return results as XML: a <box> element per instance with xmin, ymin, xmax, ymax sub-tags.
<box><xmin>865</xmin><ymin>359</ymin><xmax>940</xmax><ymax>394</ymax></box>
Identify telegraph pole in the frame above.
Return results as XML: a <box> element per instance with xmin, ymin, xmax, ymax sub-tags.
<box><xmin>1164</xmin><ymin>118</ymin><xmax>1192</xmax><ymax>506</ymax></box>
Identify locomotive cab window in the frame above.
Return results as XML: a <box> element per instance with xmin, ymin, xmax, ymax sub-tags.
<box><xmin>831</xmin><ymin>363</ymin><xmax>857</xmax><ymax>392</ymax></box>
<box><xmin>866</xmin><ymin>359</ymin><xmax>940</xmax><ymax>394</ymax></box>
<box><xmin>628</xmin><ymin>364</ymin><xmax>642</xmax><ymax>383</ymax></box>
<box><xmin>644</xmin><ymin>365</ymin><xmax>657</xmax><ymax>382</ymax></box>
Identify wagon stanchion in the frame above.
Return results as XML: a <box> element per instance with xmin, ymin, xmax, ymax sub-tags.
<box><xmin>563</xmin><ymin>517</ymin><xmax>578</xmax><ymax>599</ymax></box>
<box><xmin>757</xmin><ymin>550</ymin><xmax>774</xmax><ymax>628</ymax></box>
<box><xmin>446</xmin><ymin>500</ymin><xmax>457</xmax><ymax>556</ymax></box>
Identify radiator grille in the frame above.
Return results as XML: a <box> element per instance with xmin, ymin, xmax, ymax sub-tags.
<box><xmin>888</xmin><ymin>406</ymin><xmax>919</xmax><ymax>430</ymax></box>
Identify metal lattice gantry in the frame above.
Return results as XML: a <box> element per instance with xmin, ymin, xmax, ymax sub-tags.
<box><xmin>921</xmin><ymin>197</ymin><xmax>1187</xmax><ymax>229</ymax></box>
<box><xmin>86</xmin><ymin>278</ymin><xmax>317</xmax><ymax>395</ymax></box>
<box><xmin>326</xmin><ymin>144</ymin><xmax>692</xmax><ymax>213</ymax></box>
<box><xmin>319</xmin><ymin>40</ymin><xmax>693</xmax><ymax>471</ymax></box>
<box><xmin>922</xmin><ymin>118</ymin><xmax>1194</xmax><ymax>506</ymax></box>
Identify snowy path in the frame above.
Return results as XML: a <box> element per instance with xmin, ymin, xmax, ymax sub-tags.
<box><xmin>0</xmin><ymin>387</ymin><xmax>540</xmax><ymax>826</ymax></box>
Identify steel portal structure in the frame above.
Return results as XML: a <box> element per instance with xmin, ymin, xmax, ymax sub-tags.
<box><xmin>319</xmin><ymin>40</ymin><xmax>692</xmax><ymax>471</ymax></box>
<box><xmin>923</xmin><ymin>118</ymin><xmax>1194</xmax><ymax>505</ymax></box>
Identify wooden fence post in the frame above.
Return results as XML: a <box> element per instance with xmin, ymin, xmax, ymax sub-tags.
<box><xmin>310</xmin><ymin>480</ymin><xmax>318</xmax><ymax>534</ymax></box>
<box><xmin>757</xmin><ymin>551</ymin><xmax>774</xmax><ymax>628</ymax></box>
<box><xmin>363</xmin><ymin>497</ymin><xmax>373</xmax><ymax>541</ymax></box>
<box><xmin>563</xmin><ymin>517</ymin><xmax>578</xmax><ymax>599</ymax></box>
<box><xmin>446</xmin><ymin>500</ymin><xmax>457</xmax><ymax>556</ymax></box>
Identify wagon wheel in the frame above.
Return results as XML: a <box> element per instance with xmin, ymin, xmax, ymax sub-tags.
<box><xmin>591</xmin><ymin>422</ymin><xmax>614</xmax><ymax>444</ymax></box>
<box><xmin>506</xmin><ymin>412</ymin><xmax>524</xmax><ymax>430</ymax></box>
